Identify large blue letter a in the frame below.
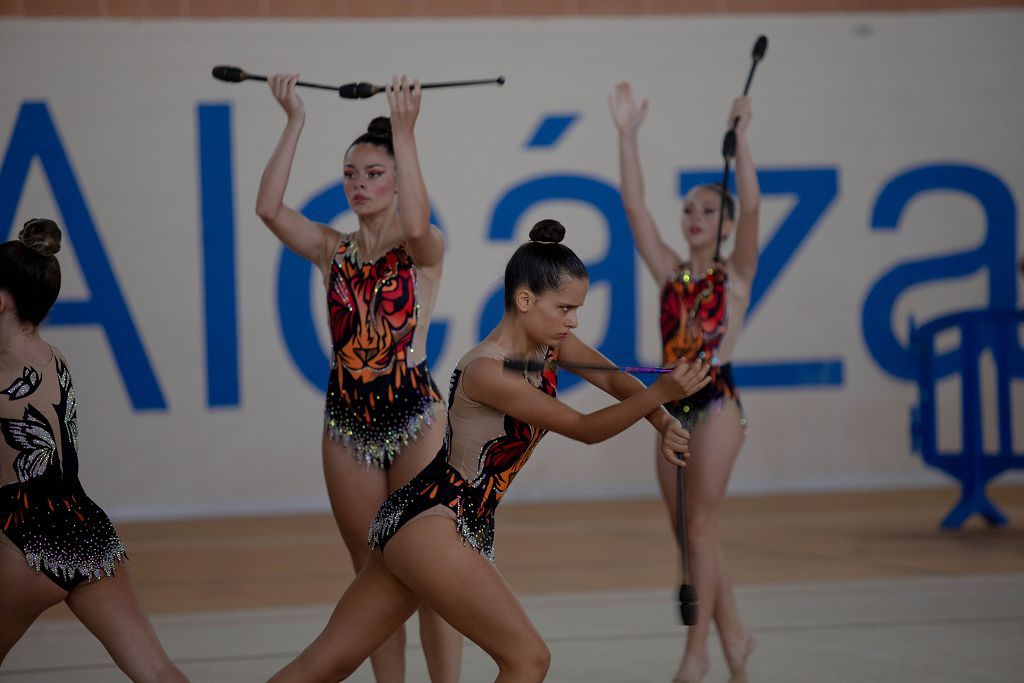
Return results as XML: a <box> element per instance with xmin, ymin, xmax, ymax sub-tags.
<box><xmin>0</xmin><ymin>102</ymin><xmax>165</xmax><ymax>410</ymax></box>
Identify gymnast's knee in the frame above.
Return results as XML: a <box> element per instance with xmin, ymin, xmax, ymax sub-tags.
<box><xmin>497</xmin><ymin>638</ymin><xmax>550</xmax><ymax>679</ymax></box>
<box><xmin>271</xmin><ymin>651</ymin><xmax>360</xmax><ymax>683</ymax></box>
<box><xmin>686</xmin><ymin>513</ymin><xmax>718</xmax><ymax>544</ymax></box>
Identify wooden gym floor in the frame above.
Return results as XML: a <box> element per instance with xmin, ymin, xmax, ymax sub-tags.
<box><xmin>35</xmin><ymin>484</ymin><xmax>1024</xmax><ymax>620</ymax></box>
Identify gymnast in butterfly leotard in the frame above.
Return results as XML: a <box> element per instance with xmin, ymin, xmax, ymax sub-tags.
<box><xmin>266</xmin><ymin>220</ymin><xmax>710</xmax><ymax>683</ymax></box>
<box><xmin>611</xmin><ymin>83</ymin><xmax>761</xmax><ymax>682</ymax></box>
<box><xmin>255</xmin><ymin>74</ymin><xmax>459</xmax><ymax>681</ymax></box>
<box><xmin>0</xmin><ymin>219</ymin><xmax>187</xmax><ymax>680</ymax></box>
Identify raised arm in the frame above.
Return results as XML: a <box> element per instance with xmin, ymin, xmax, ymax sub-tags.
<box><xmin>609</xmin><ymin>82</ymin><xmax>679</xmax><ymax>283</ymax></box>
<box><xmin>386</xmin><ymin>76</ymin><xmax>445</xmax><ymax>269</ymax></box>
<box><xmin>462</xmin><ymin>353</ymin><xmax>704</xmax><ymax>447</ymax></box>
<box><xmin>727</xmin><ymin>96</ymin><xmax>761</xmax><ymax>285</ymax></box>
<box><xmin>255</xmin><ymin>73</ymin><xmax>340</xmax><ymax>275</ymax></box>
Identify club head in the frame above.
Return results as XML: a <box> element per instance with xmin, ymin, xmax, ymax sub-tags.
<box><xmin>212</xmin><ymin>65</ymin><xmax>246</xmax><ymax>83</ymax></box>
<box><xmin>338</xmin><ymin>82</ymin><xmax>378</xmax><ymax>99</ymax></box>
<box><xmin>503</xmin><ymin>358</ymin><xmax>546</xmax><ymax>374</ymax></box>
<box><xmin>722</xmin><ymin>129</ymin><xmax>737</xmax><ymax>159</ymax></box>
<box><xmin>678</xmin><ymin>583</ymin><xmax>698</xmax><ymax>625</ymax></box>
<box><xmin>752</xmin><ymin>35</ymin><xmax>768</xmax><ymax>61</ymax></box>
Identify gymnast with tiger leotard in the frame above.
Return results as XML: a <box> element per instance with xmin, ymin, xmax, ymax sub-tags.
<box><xmin>610</xmin><ymin>82</ymin><xmax>761</xmax><ymax>683</ymax></box>
<box><xmin>255</xmin><ymin>74</ymin><xmax>461</xmax><ymax>682</ymax></box>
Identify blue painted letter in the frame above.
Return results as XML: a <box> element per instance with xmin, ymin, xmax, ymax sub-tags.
<box><xmin>0</xmin><ymin>102</ymin><xmax>165</xmax><ymax>410</ymax></box>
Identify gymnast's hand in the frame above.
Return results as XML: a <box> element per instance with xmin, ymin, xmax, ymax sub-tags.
<box><xmin>386</xmin><ymin>75</ymin><xmax>421</xmax><ymax>136</ymax></box>
<box><xmin>659</xmin><ymin>417</ymin><xmax>691</xmax><ymax>468</ymax></box>
<box><xmin>609</xmin><ymin>81</ymin><xmax>649</xmax><ymax>135</ymax></box>
<box><xmin>268</xmin><ymin>73</ymin><xmax>305</xmax><ymax>122</ymax></box>
<box><xmin>729</xmin><ymin>95</ymin><xmax>752</xmax><ymax>134</ymax></box>
<box><xmin>654</xmin><ymin>360</ymin><xmax>711</xmax><ymax>404</ymax></box>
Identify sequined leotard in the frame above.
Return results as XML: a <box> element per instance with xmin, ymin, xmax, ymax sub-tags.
<box><xmin>0</xmin><ymin>348</ymin><xmax>126</xmax><ymax>591</ymax></box>
<box><xmin>660</xmin><ymin>262</ymin><xmax>747</xmax><ymax>432</ymax></box>
<box><xmin>323</xmin><ymin>235</ymin><xmax>443</xmax><ymax>468</ymax></box>
<box><xmin>369</xmin><ymin>342</ymin><xmax>557</xmax><ymax>561</ymax></box>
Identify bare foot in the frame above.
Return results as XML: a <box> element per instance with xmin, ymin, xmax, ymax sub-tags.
<box><xmin>672</xmin><ymin>654</ymin><xmax>709</xmax><ymax>683</ymax></box>
<box><xmin>725</xmin><ymin>632</ymin><xmax>757</xmax><ymax>681</ymax></box>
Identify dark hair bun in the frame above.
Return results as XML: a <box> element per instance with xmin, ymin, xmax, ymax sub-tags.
<box><xmin>528</xmin><ymin>219</ymin><xmax>565</xmax><ymax>244</ymax></box>
<box><xmin>367</xmin><ymin>116</ymin><xmax>392</xmax><ymax>139</ymax></box>
<box><xmin>18</xmin><ymin>218</ymin><xmax>62</xmax><ymax>257</ymax></box>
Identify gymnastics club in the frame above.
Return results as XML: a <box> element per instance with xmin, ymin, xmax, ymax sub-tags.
<box><xmin>505</xmin><ymin>358</ymin><xmax>698</xmax><ymax>622</ymax></box>
<box><xmin>737</xmin><ymin>35</ymin><xmax>767</xmax><ymax>126</ymax></box>
<box><xmin>713</xmin><ymin>34</ymin><xmax>767</xmax><ymax>263</ymax></box>
<box><xmin>503</xmin><ymin>359</ymin><xmax>672</xmax><ymax>376</ymax></box>
<box><xmin>212</xmin><ymin>66</ymin><xmax>505</xmax><ymax>98</ymax></box>
<box><xmin>677</xmin><ymin>461</ymin><xmax>696</xmax><ymax>625</ymax></box>
<box><xmin>679</xmin><ymin>35</ymin><xmax>768</xmax><ymax>627</ymax></box>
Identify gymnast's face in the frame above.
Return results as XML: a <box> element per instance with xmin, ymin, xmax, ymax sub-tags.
<box><xmin>515</xmin><ymin>276</ymin><xmax>588</xmax><ymax>348</ymax></box>
<box><xmin>343</xmin><ymin>144</ymin><xmax>397</xmax><ymax>217</ymax></box>
<box><xmin>681</xmin><ymin>187</ymin><xmax>733</xmax><ymax>250</ymax></box>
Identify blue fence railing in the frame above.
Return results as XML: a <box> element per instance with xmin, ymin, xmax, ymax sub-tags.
<box><xmin>909</xmin><ymin>308</ymin><xmax>1024</xmax><ymax>529</ymax></box>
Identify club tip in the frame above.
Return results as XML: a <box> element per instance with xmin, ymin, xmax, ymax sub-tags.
<box><xmin>212</xmin><ymin>65</ymin><xmax>246</xmax><ymax>83</ymax></box>
<box><xmin>678</xmin><ymin>583</ymin><xmax>698</xmax><ymax>625</ymax></box>
<box><xmin>680</xmin><ymin>601</ymin><xmax>698</xmax><ymax>625</ymax></box>
<box><xmin>497</xmin><ymin>75</ymin><xmax>506</xmax><ymax>86</ymax></box>
<box><xmin>753</xmin><ymin>35</ymin><xmax>768</xmax><ymax>60</ymax></box>
<box><xmin>503</xmin><ymin>358</ymin><xmax>544</xmax><ymax>373</ymax></box>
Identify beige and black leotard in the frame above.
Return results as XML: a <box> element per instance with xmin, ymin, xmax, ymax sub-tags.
<box><xmin>368</xmin><ymin>342</ymin><xmax>557</xmax><ymax>561</ymax></box>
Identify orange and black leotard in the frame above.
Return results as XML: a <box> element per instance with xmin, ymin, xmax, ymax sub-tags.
<box><xmin>369</xmin><ymin>342</ymin><xmax>557</xmax><ymax>561</ymax></box>
<box><xmin>323</xmin><ymin>235</ymin><xmax>442</xmax><ymax>468</ymax></box>
<box><xmin>660</xmin><ymin>262</ymin><xmax>745</xmax><ymax>432</ymax></box>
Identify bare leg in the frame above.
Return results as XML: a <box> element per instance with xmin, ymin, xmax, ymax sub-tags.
<box><xmin>323</xmin><ymin>435</ymin><xmax>405</xmax><ymax>683</ymax></box>
<box><xmin>384</xmin><ymin>516</ymin><xmax>549</xmax><ymax>682</ymax></box>
<box><xmin>713</xmin><ymin>544</ymin><xmax>756</xmax><ymax>680</ymax></box>
<box><xmin>0</xmin><ymin>535</ymin><xmax>67</xmax><ymax>664</ymax></box>
<box><xmin>323</xmin><ymin>404</ymin><xmax>461</xmax><ymax>683</ymax></box>
<box><xmin>386</xmin><ymin>406</ymin><xmax>463</xmax><ymax>683</ymax></box>
<box><xmin>65</xmin><ymin>565</ymin><xmax>189</xmax><ymax>682</ymax></box>
<box><xmin>269</xmin><ymin>551</ymin><xmax>422</xmax><ymax>682</ymax></box>
<box><xmin>656</xmin><ymin>402</ymin><xmax>750</xmax><ymax>682</ymax></box>
<box><xmin>418</xmin><ymin>603</ymin><xmax>464</xmax><ymax>683</ymax></box>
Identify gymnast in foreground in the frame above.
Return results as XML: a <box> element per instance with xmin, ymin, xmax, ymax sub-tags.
<box><xmin>268</xmin><ymin>219</ymin><xmax>710</xmax><ymax>683</ymax></box>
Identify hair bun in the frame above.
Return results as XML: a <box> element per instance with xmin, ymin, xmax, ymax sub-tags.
<box><xmin>18</xmin><ymin>218</ymin><xmax>62</xmax><ymax>257</ymax></box>
<box><xmin>528</xmin><ymin>219</ymin><xmax>565</xmax><ymax>244</ymax></box>
<box><xmin>367</xmin><ymin>116</ymin><xmax>392</xmax><ymax>138</ymax></box>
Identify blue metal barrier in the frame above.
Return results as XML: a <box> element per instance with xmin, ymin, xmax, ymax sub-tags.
<box><xmin>909</xmin><ymin>309</ymin><xmax>1024</xmax><ymax>529</ymax></box>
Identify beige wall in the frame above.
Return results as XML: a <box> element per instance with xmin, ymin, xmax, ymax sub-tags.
<box><xmin>3</xmin><ymin>10</ymin><xmax>1022</xmax><ymax>518</ymax></box>
<box><xmin>1</xmin><ymin>0</ymin><xmax>1022</xmax><ymax>18</ymax></box>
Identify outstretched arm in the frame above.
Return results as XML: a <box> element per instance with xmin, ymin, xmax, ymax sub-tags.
<box><xmin>556</xmin><ymin>333</ymin><xmax>710</xmax><ymax>465</ymax></box>
<box><xmin>255</xmin><ymin>73</ymin><xmax>340</xmax><ymax>274</ymax></box>
<box><xmin>387</xmin><ymin>76</ymin><xmax>445</xmax><ymax>269</ymax></box>
<box><xmin>610</xmin><ymin>82</ymin><xmax>680</xmax><ymax>283</ymax></box>
<box><xmin>727</xmin><ymin>96</ymin><xmax>761</xmax><ymax>285</ymax></box>
<box><xmin>462</xmin><ymin>350</ymin><xmax>707</xmax><ymax>448</ymax></box>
